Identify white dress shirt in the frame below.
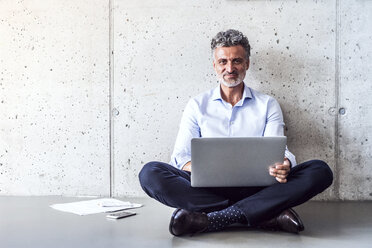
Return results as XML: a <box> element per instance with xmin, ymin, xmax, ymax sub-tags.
<box><xmin>170</xmin><ymin>83</ymin><xmax>296</xmax><ymax>170</ymax></box>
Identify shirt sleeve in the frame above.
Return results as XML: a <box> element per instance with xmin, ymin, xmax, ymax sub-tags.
<box><xmin>263</xmin><ymin>97</ymin><xmax>297</xmax><ymax>167</ymax></box>
<box><xmin>170</xmin><ymin>99</ymin><xmax>201</xmax><ymax>169</ymax></box>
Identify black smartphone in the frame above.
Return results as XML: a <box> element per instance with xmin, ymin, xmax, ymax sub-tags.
<box><xmin>106</xmin><ymin>211</ymin><xmax>136</xmax><ymax>219</ymax></box>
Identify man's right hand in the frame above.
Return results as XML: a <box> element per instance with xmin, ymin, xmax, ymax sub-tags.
<box><xmin>182</xmin><ymin>161</ymin><xmax>192</xmax><ymax>172</ymax></box>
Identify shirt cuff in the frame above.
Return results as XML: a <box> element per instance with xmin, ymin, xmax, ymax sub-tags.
<box><xmin>285</xmin><ymin>149</ymin><xmax>297</xmax><ymax>168</ymax></box>
<box><xmin>170</xmin><ymin>155</ymin><xmax>191</xmax><ymax>170</ymax></box>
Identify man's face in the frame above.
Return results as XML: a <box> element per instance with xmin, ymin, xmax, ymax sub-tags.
<box><xmin>213</xmin><ymin>45</ymin><xmax>250</xmax><ymax>88</ymax></box>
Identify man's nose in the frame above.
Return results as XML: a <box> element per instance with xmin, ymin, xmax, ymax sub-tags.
<box><xmin>226</xmin><ymin>62</ymin><xmax>234</xmax><ymax>72</ymax></box>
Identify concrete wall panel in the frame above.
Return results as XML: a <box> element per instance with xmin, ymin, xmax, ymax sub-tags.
<box><xmin>0</xmin><ymin>0</ymin><xmax>110</xmax><ymax>195</ymax></box>
<box><xmin>1</xmin><ymin>0</ymin><xmax>370</xmax><ymax>200</ymax></box>
<box><xmin>338</xmin><ymin>0</ymin><xmax>372</xmax><ymax>200</ymax></box>
<box><xmin>113</xmin><ymin>0</ymin><xmax>337</xmax><ymax>198</ymax></box>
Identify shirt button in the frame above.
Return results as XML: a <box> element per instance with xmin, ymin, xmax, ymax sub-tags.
<box><xmin>230</xmin><ymin>121</ymin><xmax>234</xmax><ymax>125</ymax></box>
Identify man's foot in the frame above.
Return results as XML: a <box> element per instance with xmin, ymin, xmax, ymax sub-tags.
<box><xmin>257</xmin><ymin>208</ymin><xmax>304</xmax><ymax>234</ymax></box>
<box><xmin>169</xmin><ymin>208</ymin><xmax>209</xmax><ymax>236</ymax></box>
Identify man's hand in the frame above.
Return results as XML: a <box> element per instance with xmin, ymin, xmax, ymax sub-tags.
<box><xmin>269</xmin><ymin>158</ymin><xmax>291</xmax><ymax>183</ymax></box>
<box><xmin>182</xmin><ymin>161</ymin><xmax>192</xmax><ymax>172</ymax></box>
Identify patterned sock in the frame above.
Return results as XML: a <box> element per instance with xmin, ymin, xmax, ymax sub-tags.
<box><xmin>206</xmin><ymin>205</ymin><xmax>247</xmax><ymax>232</ymax></box>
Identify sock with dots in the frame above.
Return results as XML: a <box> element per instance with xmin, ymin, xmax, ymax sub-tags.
<box><xmin>206</xmin><ymin>205</ymin><xmax>247</xmax><ymax>232</ymax></box>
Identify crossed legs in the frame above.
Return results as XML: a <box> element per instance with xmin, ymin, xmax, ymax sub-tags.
<box><xmin>139</xmin><ymin>160</ymin><xmax>333</xmax><ymax>233</ymax></box>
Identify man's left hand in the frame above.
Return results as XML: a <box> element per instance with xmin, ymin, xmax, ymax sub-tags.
<box><xmin>269</xmin><ymin>158</ymin><xmax>291</xmax><ymax>183</ymax></box>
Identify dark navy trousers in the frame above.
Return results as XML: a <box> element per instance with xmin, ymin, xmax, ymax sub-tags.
<box><xmin>139</xmin><ymin>160</ymin><xmax>333</xmax><ymax>225</ymax></box>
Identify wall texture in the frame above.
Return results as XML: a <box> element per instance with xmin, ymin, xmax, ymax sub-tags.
<box><xmin>0</xmin><ymin>0</ymin><xmax>371</xmax><ymax>199</ymax></box>
<box><xmin>338</xmin><ymin>0</ymin><xmax>372</xmax><ymax>200</ymax></box>
<box><xmin>0</xmin><ymin>0</ymin><xmax>110</xmax><ymax>195</ymax></box>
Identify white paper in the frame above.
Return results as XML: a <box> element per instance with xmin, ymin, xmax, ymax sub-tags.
<box><xmin>50</xmin><ymin>198</ymin><xmax>142</xmax><ymax>215</ymax></box>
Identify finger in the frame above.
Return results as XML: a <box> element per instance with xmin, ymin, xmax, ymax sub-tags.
<box><xmin>269</xmin><ymin>170</ymin><xmax>277</xmax><ymax>177</ymax></box>
<box><xmin>269</xmin><ymin>166</ymin><xmax>278</xmax><ymax>173</ymax></box>
<box><xmin>276</xmin><ymin>177</ymin><xmax>287</xmax><ymax>183</ymax></box>
<box><xmin>270</xmin><ymin>169</ymin><xmax>288</xmax><ymax>179</ymax></box>
<box><xmin>283</xmin><ymin>162</ymin><xmax>291</xmax><ymax>170</ymax></box>
<box><xmin>275</xmin><ymin>172</ymin><xmax>286</xmax><ymax>177</ymax></box>
<box><xmin>275</xmin><ymin>174</ymin><xmax>287</xmax><ymax>179</ymax></box>
<box><xmin>275</xmin><ymin>164</ymin><xmax>290</xmax><ymax>171</ymax></box>
<box><xmin>275</xmin><ymin>164</ymin><xmax>284</xmax><ymax>169</ymax></box>
<box><xmin>275</xmin><ymin>169</ymin><xmax>289</xmax><ymax>175</ymax></box>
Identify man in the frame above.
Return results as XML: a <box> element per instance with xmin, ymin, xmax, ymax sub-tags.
<box><xmin>139</xmin><ymin>29</ymin><xmax>333</xmax><ymax>236</ymax></box>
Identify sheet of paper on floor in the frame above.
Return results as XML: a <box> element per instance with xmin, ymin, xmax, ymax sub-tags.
<box><xmin>50</xmin><ymin>198</ymin><xmax>143</xmax><ymax>215</ymax></box>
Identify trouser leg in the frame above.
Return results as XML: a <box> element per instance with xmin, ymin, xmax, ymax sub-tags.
<box><xmin>139</xmin><ymin>159</ymin><xmax>333</xmax><ymax>226</ymax></box>
<box><xmin>233</xmin><ymin>159</ymin><xmax>333</xmax><ymax>225</ymax></box>
<box><xmin>139</xmin><ymin>161</ymin><xmax>231</xmax><ymax>212</ymax></box>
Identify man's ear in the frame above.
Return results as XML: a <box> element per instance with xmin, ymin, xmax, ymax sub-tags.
<box><xmin>246</xmin><ymin>59</ymin><xmax>250</xmax><ymax>70</ymax></box>
<box><xmin>212</xmin><ymin>50</ymin><xmax>217</xmax><ymax>70</ymax></box>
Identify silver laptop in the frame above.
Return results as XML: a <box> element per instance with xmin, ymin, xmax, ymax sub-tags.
<box><xmin>191</xmin><ymin>137</ymin><xmax>287</xmax><ymax>187</ymax></box>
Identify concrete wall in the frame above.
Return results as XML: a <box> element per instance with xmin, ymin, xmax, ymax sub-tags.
<box><xmin>0</xmin><ymin>0</ymin><xmax>371</xmax><ymax>199</ymax></box>
<box><xmin>0</xmin><ymin>0</ymin><xmax>110</xmax><ymax>195</ymax></box>
<box><xmin>338</xmin><ymin>0</ymin><xmax>372</xmax><ymax>200</ymax></box>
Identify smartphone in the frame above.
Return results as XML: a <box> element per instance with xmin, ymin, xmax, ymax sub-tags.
<box><xmin>106</xmin><ymin>211</ymin><xmax>136</xmax><ymax>219</ymax></box>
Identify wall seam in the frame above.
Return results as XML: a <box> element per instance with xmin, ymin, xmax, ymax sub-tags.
<box><xmin>334</xmin><ymin>0</ymin><xmax>341</xmax><ymax>200</ymax></box>
<box><xmin>109</xmin><ymin>0</ymin><xmax>115</xmax><ymax>197</ymax></box>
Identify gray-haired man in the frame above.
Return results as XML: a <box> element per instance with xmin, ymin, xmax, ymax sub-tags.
<box><xmin>139</xmin><ymin>29</ymin><xmax>333</xmax><ymax>236</ymax></box>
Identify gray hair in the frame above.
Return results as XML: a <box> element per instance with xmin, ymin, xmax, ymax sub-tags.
<box><xmin>211</xmin><ymin>29</ymin><xmax>251</xmax><ymax>59</ymax></box>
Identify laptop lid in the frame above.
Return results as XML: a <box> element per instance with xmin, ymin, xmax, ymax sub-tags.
<box><xmin>191</xmin><ymin>137</ymin><xmax>287</xmax><ymax>187</ymax></box>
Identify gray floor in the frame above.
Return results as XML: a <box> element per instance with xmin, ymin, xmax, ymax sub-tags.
<box><xmin>0</xmin><ymin>197</ymin><xmax>371</xmax><ymax>248</ymax></box>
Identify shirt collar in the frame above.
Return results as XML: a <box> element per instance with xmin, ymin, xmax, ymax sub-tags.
<box><xmin>211</xmin><ymin>83</ymin><xmax>253</xmax><ymax>105</ymax></box>
<box><xmin>211</xmin><ymin>85</ymin><xmax>222</xmax><ymax>101</ymax></box>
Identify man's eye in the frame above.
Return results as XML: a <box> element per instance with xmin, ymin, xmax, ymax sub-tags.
<box><xmin>233</xmin><ymin>59</ymin><xmax>243</xmax><ymax>64</ymax></box>
<box><xmin>219</xmin><ymin>60</ymin><xmax>227</xmax><ymax>65</ymax></box>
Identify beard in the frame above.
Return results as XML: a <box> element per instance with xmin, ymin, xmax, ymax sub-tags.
<box><xmin>218</xmin><ymin>72</ymin><xmax>245</xmax><ymax>88</ymax></box>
